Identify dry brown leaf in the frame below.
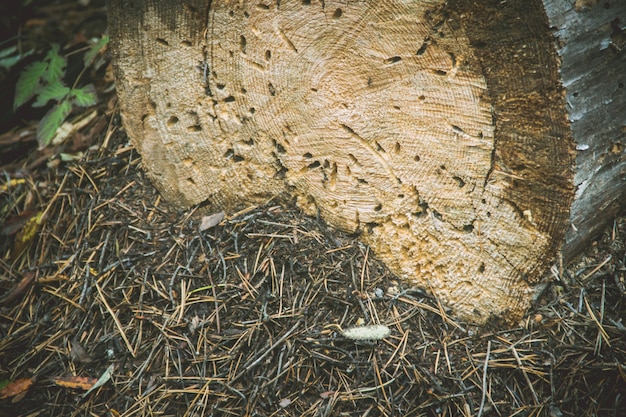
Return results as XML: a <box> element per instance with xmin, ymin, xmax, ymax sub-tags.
<box><xmin>53</xmin><ymin>376</ymin><xmax>98</xmax><ymax>390</ymax></box>
<box><xmin>70</xmin><ymin>340</ymin><xmax>94</xmax><ymax>363</ymax></box>
<box><xmin>0</xmin><ymin>378</ymin><xmax>34</xmax><ymax>400</ymax></box>
<box><xmin>0</xmin><ymin>270</ymin><xmax>37</xmax><ymax>306</ymax></box>
<box><xmin>81</xmin><ymin>364</ymin><xmax>115</xmax><ymax>398</ymax></box>
<box><xmin>1</xmin><ymin>209</ymin><xmax>36</xmax><ymax>235</ymax></box>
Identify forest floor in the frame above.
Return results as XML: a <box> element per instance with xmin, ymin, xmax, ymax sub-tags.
<box><xmin>1</xmin><ymin>1</ymin><xmax>625</xmax><ymax>416</ymax></box>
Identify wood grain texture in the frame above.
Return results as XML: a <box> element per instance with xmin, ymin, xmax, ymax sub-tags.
<box><xmin>108</xmin><ymin>0</ymin><xmax>582</xmax><ymax>322</ymax></box>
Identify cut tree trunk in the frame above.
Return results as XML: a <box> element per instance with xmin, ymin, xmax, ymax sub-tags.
<box><xmin>106</xmin><ymin>0</ymin><xmax>626</xmax><ymax>323</ymax></box>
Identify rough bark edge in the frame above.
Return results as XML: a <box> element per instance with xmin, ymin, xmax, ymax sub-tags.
<box><xmin>543</xmin><ymin>1</ymin><xmax>626</xmax><ymax>262</ymax></box>
<box><xmin>449</xmin><ymin>0</ymin><xmax>575</xmax><ymax>283</ymax></box>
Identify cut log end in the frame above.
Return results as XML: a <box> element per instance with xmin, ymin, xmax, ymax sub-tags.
<box><xmin>108</xmin><ymin>0</ymin><xmax>581</xmax><ymax>323</ymax></box>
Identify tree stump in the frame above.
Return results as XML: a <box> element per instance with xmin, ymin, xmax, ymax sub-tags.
<box><xmin>107</xmin><ymin>0</ymin><xmax>626</xmax><ymax>323</ymax></box>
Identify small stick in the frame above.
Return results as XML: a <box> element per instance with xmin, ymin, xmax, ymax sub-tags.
<box><xmin>207</xmin><ymin>270</ymin><xmax>221</xmax><ymax>334</ymax></box>
<box><xmin>477</xmin><ymin>340</ymin><xmax>491</xmax><ymax>417</ymax></box>
<box><xmin>511</xmin><ymin>346</ymin><xmax>538</xmax><ymax>405</ymax></box>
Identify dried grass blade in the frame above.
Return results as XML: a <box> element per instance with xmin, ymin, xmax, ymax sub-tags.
<box><xmin>584</xmin><ymin>294</ymin><xmax>611</xmax><ymax>348</ymax></box>
<box><xmin>372</xmin><ymin>354</ymin><xmax>389</xmax><ymax>404</ymax></box>
<box><xmin>580</xmin><ymin>255</ymin><xmax>611</xmax><ymax>281</ymax></box>
<box><xmin>95</xmin><ymin>282</ymin><xmax>136</xmax><ymax>357</ymax></box>
<box><xmin>477</xmin><ymin>340</ymin><xmax>491</xmax><ymax>417</ymax></box>
<box><xmin>511</xmin><ymin>346</ymin><xmax>538</xmax><ymax>405</ymax></box>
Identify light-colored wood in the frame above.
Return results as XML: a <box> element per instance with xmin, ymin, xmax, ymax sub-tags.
<box><xmin>108</xmin><ymin>0</ymin><xmax>607</xmax><ymax>323</ymax></box>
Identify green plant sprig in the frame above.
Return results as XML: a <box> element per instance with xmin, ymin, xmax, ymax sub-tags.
<box><xmin>13</xmin><ymin>36</ymin><xmax>109</xmax><ymax>148</ymax></box>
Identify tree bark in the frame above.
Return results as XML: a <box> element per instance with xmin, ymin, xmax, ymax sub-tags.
<box><xmin>544</xmin><ymin>1</ymin><xmax>626</xmax><ymax>262</ymax></box>
<box><xmin>106</xmin><ymin>0</ymin><xmax>626</xmax><ymax>323</ymax></box>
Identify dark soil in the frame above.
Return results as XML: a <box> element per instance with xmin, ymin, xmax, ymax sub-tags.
<box><xmin>1</xmin><ymin>2</ymin><xmax>625</xmax><ymax>416</ymax></box>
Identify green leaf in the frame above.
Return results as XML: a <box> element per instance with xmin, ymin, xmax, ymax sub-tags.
<box><xmin>42</xmin><ymin>44</ymin><xmax>66</xmax><ymax>84</ymax></box>
<box><xmin>83</xmin><ymin>35</ymin><xmax>109</xmax><ymax>67</ymax></box>
<box><xmin>70</xmin><ymin>84</ymin><xmax>97</xmax><ymax>107</ymax></box>
<box><xmin>0</xmin><ymin>46</ymin><xmax>34</xmax><ymax>71</ymax></box>
<box><xmin>37</xmin><ymin>100</ymin><xmax>72</xmax><ymax>147</ymax></box>
<box><xmin>14</xmin><ymin>61</ymin><xmax>47</xmax><ymax>111</ymax></box>
<box><xmin>0</xmin><ymin>45</ymin><xmax>17</xmax><ymax>59</ymax></box>
<box><xmin>0</xmin><ymin>53</ymin><xmax>24</xmax><ymax>71</ymax></box>
<box><xmin>33</xmin><ymin>83</ymin><xmax>70</xmax><ymax>107</ymax></box>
